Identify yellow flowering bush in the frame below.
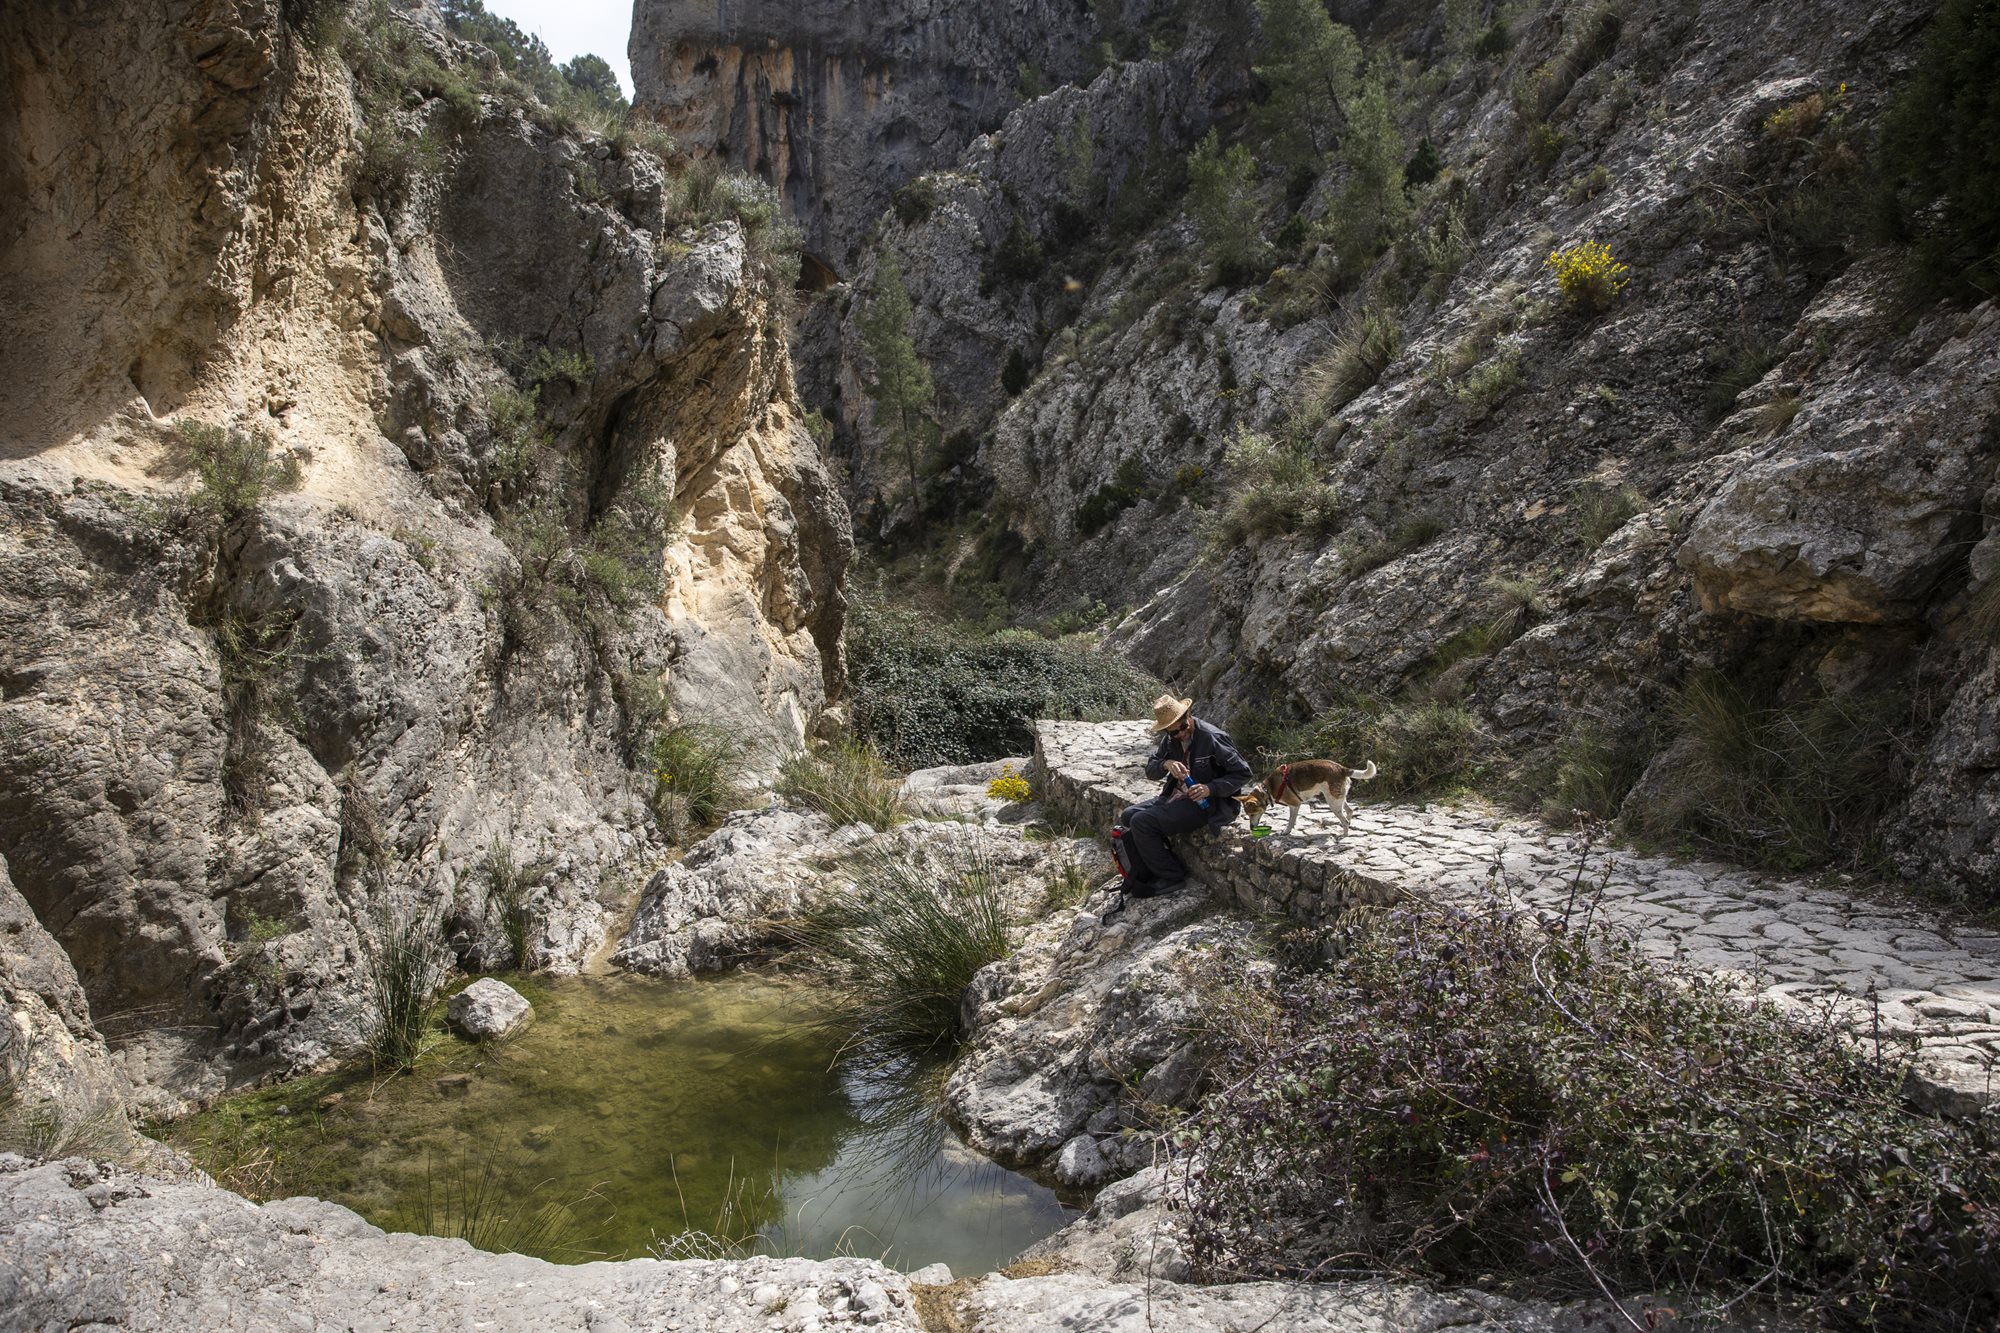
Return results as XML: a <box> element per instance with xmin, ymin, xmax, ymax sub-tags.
<box><xmin>1544</xmin><ymin>239</ymin><xmax>1630</xmax><ymax>313</ymax></box>
<box><xmin>988</xmin><ymin>764</ymin><xmax>1033</xmax><ymax>804</ymax></box>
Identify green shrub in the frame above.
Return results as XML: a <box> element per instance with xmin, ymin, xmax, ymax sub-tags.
<box><xmin>1543</xmin><ymin>717</ymin><xmax>1650</xmax><ymax>825</ymax></box>
<box><xmin>1186</xmin><ymin>130</ymin><xmax>1266</xmax><ymax>285</ymax></box>
<box><xmin>1649</xmin><ymin>673</ymin><xmax>1904</xmax><ymax>870</ymax></box>
<box><xmin>477</xmin><ymin>843</ymin><xmax>545</xmax><ymax>968</ymax></box>
<box><xmin>775</xmin><ymin>741</ymin><xmax>908</xmax><ymax>831</ymax></box>
<box><xmin>1876</xmin><ymin>0</ymin><xmax>2000</xmax><ymax>300</ymax></box>
<box><xmin>846</xmin><ymin>600</ymin><xmax>1159</xmax><ymax>770</ymax></box>
<box><xmin>1182</xmin><ymin>895</ymin><xmax>2000</xmax><ymax>1325</ymax></box>
<box><xmin>1340</xmin><ymin>513</ymin><xmax>1444</xmax><ymax>579</ymax></box>
<box><xmin>1517</xmin><ymin>3</ymin><xmax>1622</xmax><ymax>121</ymax></box>
<box><xmin>1704</xmin><ymin>339</ymin><xmax>1782</xmax><ymax>421</ymax></box>
<box><xmin>1302</xmin><ymin>691</ymin><xmax>1487</xmax><ymax>796</ymax></box>
<box><xmin>166</xmin><ymin>419</ymin><xmax>303</xmax><ymax>525</ymax></box>
<box><xmin>893</xmin><ymin>175</ymin><xmax>943</xmax><ymax>225</ymax></box>
<box><xmin>648</xmin><ymin>723</ymin><xmax>745</xmax><ymax>841</ymax></box>
<box><xmin>1205</xmin><ymin>430</ymin><xmax>1340</xmax><ymax>548</ymax></box>
<box><xmin>364</xmin><ymin>904</ymin><xmax>449</xmax><ymax>1073</ymax></box>
<box><xmin>787</xmin><ymin>836</ymin><xmax>1011</xmax><ymax>1055</ymax></box>
<box><xmin>982</xmin><ymin>215</ymin><xmax>1045</xmax><ymax>292</ymax></box>
<box><xmin>1452</xmin><ymin>345</ymin><xmax>1521</xmax><ymax>416</ymax></box>
<box><xmin>1571</xmin><ymin>479</ymin><xmax>1644</xmax><ymax>548</ymax></box>
<box><xmin>1000</xmin><ymin>347</ymin><xmax>1033</xmax><ymax>398</ymax></box>
<box><xmin>1075</xmin><ymin>457</ymin><xmax>1149</xmax><ymax>537</ymax></box>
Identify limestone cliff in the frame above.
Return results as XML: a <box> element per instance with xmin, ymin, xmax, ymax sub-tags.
<box><xmin>814</xmin><ymin>0</ymin><xmax>2000</xmax><ymax>898</ymax></box>
<box><xmin>0</xmin><ymin>0</ymin><xmax>850</xmax><ymax>1113</ymax></box>
<box><xmin>630</xmin><ymin>0</ymin><xmax>1104</xmax><ymax>271</ymax></box>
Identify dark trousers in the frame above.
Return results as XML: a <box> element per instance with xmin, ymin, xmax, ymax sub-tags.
<box><xmin>1119</xmin><ymin>794</ymin><xmax>1212</xmax><ymax>885</ymax></box>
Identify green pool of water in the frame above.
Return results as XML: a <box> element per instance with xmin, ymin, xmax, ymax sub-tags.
<box><xmin>171</xmin><ymin>972</ymin><xmax>1076</xmax><ymax>1273</ymax></box>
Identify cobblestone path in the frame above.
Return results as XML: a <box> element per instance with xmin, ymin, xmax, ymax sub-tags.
<box><xmin>1037</xmin><ymin>720</ymin><xmax>2000</xmax><ymax>1114</ymax></box>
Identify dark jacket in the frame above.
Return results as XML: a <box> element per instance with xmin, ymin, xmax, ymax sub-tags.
<box><xmin>1145</xmin><ymin>717</ymin><xmax>1254</xmax><ymax>828</ymax></box>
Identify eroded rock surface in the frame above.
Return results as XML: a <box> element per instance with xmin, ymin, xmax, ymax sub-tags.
<box><xmin>948</xmin><ymin>883</ymin><xmax>1258</xmax><ymax>1180</ymax></box>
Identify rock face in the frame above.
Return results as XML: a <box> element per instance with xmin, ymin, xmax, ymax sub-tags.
<box><xmin>629</xmin><ymin>0</ymin><xmax>1101</xmax><ymax>270</ymax></box>
<box><xmin>445</xmin><ymin>978</ymin><xmax>532</xmax><ymax>1040</ymax></box>
<box><xmin>0</xmin><ymin>858</ymin><xmax>137</xmax><ymax>1159</ymax></box>
<box><xmin>0</xmin><ymin>0</ymin><xmax>850</xmax><ymax>1112</ymax></box>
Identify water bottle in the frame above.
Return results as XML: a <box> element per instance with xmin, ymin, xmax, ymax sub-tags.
<box><xmin>1182</xmin><ymin>775</ymin><xmax>1210</xmax><ymax>810</ymax></box>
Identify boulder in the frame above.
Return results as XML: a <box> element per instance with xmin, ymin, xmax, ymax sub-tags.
<box><xmin>946</xmin><ymin>885</ymin><xmax>1260</xmax><ymax>1172</ymax></box>
<box><xmin>445</xmin><ymin>979</ymin><xmax>532</xmax><ymax>1041</ymax></box>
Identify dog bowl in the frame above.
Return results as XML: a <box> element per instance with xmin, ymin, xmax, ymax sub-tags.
<box><xmin>1248</xmin><ymin>824</ymin><xmax>1273</xmax><ymax>839</ymax></box>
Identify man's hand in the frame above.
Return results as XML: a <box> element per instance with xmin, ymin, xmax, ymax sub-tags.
<box><xmin>1164</xmin><ymin>760</ymin><xmax>1190</xmax><ymax>779</ymax></box>
<box><xmin>1186</xmin><ymin>783</ymin><xmax>1211</xmax><ymax>802</ymax></box>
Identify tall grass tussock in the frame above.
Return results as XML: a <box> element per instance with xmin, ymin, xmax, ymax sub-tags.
<box><xmin>365</xmin><ymin>904</ymin><xmax>450</xmax><ymax>1072</ymax></box>
<box><xmin>788</xmin><ymin>838</ymin><xmax>1011</xmax><ymax>1055</ymax></box>
<box><xmin>776</xmin><ymin>742</ymin><xmax>909</xmax><ymax>831</ymax></box>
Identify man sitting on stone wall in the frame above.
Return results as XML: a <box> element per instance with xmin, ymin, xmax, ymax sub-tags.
<box><xmin>1117</xmin><ymin>693</ymin><xmax>1254</xmax><ymax>897</ymax></box>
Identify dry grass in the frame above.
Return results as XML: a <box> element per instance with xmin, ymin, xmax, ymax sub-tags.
<box><xmin>911</xmin><ymin>1278</ymin><xmax>975</xmax><ymax>1332</ymax></box>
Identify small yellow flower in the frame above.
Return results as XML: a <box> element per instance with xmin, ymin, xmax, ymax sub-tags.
<box><xmin>988</xmin><ymin>764</ymin><xmax>1033</xmax><ymax>803</ymax></box>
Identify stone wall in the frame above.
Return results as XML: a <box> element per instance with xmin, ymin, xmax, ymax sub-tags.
<box><xmin>1036</xmin><ymin>720</ymin><xmax>2000</xmax><ymax>1116</ymax></box>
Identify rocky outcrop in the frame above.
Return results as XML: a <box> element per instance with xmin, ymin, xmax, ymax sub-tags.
<box><xmin>803</xmin><ymin>54</ymin><xmax>1247</xmax><ymax>522</ymax></box>
<box><xmin>0</xmin><ymin>1155</ymin><xmax>928</xmax><ymax>1332</ymax></box>
<box><xmin>949</xmin><ymin>884</ymin><xmax>1256</xmax><ymax>1182</ymax></box>
<box><xmin>630</xmin><ymin>0</ymin><xmax>1102</xmax><ymax>271</ymax></box>
<box><xmin>615</xmin><ymin>780</ymin><xmax>1081</xmax><ymax>977</ymax></box>
<box><xmin>0</xmin><ymin>0</ymin><xmax>850</xmax><ymax>1112</ymax></box>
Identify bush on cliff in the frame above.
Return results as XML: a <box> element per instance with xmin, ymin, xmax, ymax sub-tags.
<box><xmin>845</xmin><ymin>600</ymin><xmax>1159</xmax><ymax>770</ymax></box>
<box><xmin>1877</xmin><ymin>0</ymin><xmax>2000</xmax><ymax>299</ymax></box>
<box><xmin>1178</xmin><ymin>895</ymin><xmax>2000</xmax><ymax>1328</ymax></box>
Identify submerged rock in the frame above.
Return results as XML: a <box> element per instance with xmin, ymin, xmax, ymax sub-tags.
<box><xmin>446</xmin><ymin>979</ymin><xmax>532</xmax><ymax>1041</ymax></box>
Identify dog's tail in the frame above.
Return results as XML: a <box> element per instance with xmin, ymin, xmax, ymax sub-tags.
<box><xmin>1351</xmin><ymin>761</ymin><xmax>1378</xmax><ymax>782</ymax></box>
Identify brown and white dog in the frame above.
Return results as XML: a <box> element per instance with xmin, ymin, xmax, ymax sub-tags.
<box><xmin>1237</xmin><ymin>759</ymin><xmax>1378</xmax><ymax>839</ymax></box>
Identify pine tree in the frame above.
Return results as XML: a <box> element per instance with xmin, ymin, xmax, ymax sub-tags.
<box><xmin>1252</xmin><ymin>0</ymin><xmax>1362</xmax><ymax>173</ymax></box>
<box><xmin>859</xmin><ymin>252</ymin><xmax>939</xmax><ymax>515</ymax></box>
<box><xmin>1187</xmin><ymin>130</ymin><xmax>1263</xmax><ymax>282</ymax></box>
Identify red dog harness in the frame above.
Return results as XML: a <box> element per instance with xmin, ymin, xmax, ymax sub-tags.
<box><xmin>1271</xmin><ymin>764</ymin><xmax>1291</xmax><ymax>802</ymax></box>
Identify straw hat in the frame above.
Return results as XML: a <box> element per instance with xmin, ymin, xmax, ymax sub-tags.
<box><xmin>1149</xmin><ymin>693</ymin><xmax>1193</xmax><ymax>733</ymax></box>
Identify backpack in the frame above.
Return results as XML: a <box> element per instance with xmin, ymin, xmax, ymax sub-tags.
<box><xmin>1109</xmin><ymin>824</ymin><xmax>1139</xmax><ymax>883</ymax></box>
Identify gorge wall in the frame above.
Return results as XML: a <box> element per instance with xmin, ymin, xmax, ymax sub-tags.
<box><xmin>660</xmin><ymin>0</ymin><xmax>2000</xmax><ymax>901</ymax></box>
<box><xmin>0</xmin><ymin>0</ymin><xmax>850</xmax><ymax>1117</ymax></box>
<box><xmin>629</xmin><ymin>0</ymin><xmax>1107</xmax><ymax>271</ymax></box>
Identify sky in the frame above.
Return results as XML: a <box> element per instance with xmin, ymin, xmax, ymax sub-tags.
<box><xmin>482</xmin><ymin>0</ymin><xmax>635</xmax><ymax>98</ymax></box>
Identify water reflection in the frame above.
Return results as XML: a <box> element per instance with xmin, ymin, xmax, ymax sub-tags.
<box><xmin>252</xmin><ymin>972</ymin><xmax>1074</xmax><ymax>1271</ymax></box>
<box><xmin>761</xmin><ymin>1056</ymin><xmax>1074</xmax><ymax>1273</ymax></box>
